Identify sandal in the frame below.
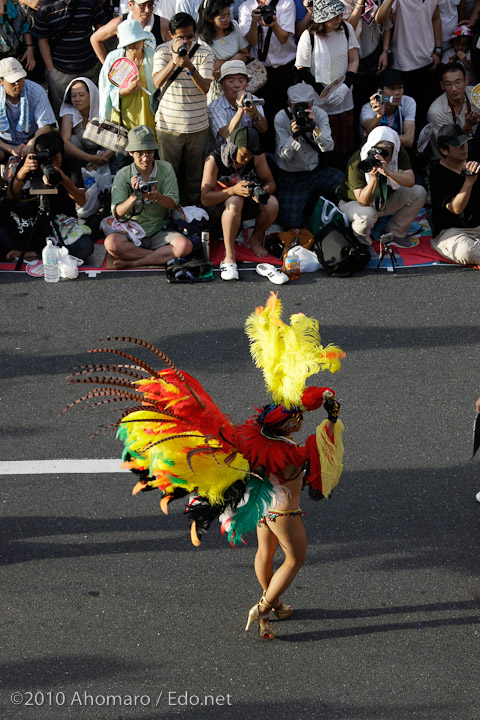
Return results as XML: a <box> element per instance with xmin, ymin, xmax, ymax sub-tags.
<box><xmin>256</xmin><ymin>263</ymin><xmax>289</xmax><ymax>285</ymax></box>
<box><xmin>245</xmin><ymin>595</ymin><xmax>276</xmax><ymax>639</ymax></box>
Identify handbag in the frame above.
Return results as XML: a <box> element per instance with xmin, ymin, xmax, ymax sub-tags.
<box><xmin>83</xmin><ymin>117</ymin><xmax>128</xmax><ymax>156</ymax></box>
<box><xmin>246</xmin><ymin>58</ymin><xmax>267</xmax><ymax>93</ymax></box>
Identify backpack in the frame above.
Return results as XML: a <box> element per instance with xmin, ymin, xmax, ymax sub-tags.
<box><xmin>314</xmin><ymin>224</ymin><xmax>371</xmax><ymax>278</ymax></box>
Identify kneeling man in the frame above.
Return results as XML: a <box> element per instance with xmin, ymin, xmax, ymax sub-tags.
<box><xmin>105</xmin><ymin>125</ymin><xmax>192</xmax><ymax>268</ymax></box>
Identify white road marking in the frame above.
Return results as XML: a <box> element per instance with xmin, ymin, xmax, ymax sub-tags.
<box><xmin>0</xmin><ymin>459</ymin><xmax>129</xmax><ymax>475</ymax></box>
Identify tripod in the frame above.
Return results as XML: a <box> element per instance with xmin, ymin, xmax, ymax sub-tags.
<box><xmin>376</xmin><ymin>232</ymin><xmax>399</xmax><ymax>276</ymax></box>
<box><xmin>14</xmin><ymin>187</ymin><xmax>62</xmax><ymax>271</ymax></box>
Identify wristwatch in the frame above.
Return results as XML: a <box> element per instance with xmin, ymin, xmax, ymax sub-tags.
<box><xmin>186</xmin><ymin>66</ymin><xmax>197</xmax><ymax>77</ymax></box>
<box><xmin>434</xmin><ymin>46</ymin><xmax>442</xmax><ymax>56</ymax></box>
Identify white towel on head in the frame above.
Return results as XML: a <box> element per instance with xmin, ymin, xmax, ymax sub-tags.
<box><xmin>59</xmin><ymin>77</ymin><xmax>99</xmax><ymax>130</ymax></box>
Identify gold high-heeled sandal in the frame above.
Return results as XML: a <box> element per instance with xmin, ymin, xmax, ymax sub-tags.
<box><xmin>245</xmin><ymin>598</ymin><xmax>276</xmax><ymax>639</ymax></box>
<box><xmin>274</xmin><ymin>601</ymin><xmax>294</xmax><ymax>620</ymax></box>
<box><xmin>261</xmin><ymin>594</ymin><xmax>294</xmax><ymax>620</ymax></box>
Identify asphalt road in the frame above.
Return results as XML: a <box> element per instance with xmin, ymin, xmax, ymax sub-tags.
<box><xmin>1</xmin><ymin>265</ymin><xmax>479</xmax><ymax>720</ymax></box>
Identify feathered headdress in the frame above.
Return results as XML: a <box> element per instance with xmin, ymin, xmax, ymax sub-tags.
<box><xmin>245</xmin><ymin>292</ymin><xmax>345</xmax><ymax>410</ymax></box>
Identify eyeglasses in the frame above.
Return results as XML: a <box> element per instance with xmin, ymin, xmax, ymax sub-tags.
<box><xmin>133</xmin><ymin>150</ymin><xmax>155</xmax><ymax>156</ymax></box>
<box><xmin>442</xmin><ymin>79</ymin><xmax>465</xmax><ymax>88</ymax></box>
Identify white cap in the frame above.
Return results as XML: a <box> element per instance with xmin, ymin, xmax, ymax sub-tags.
<box><xmin>0</xmin><ymin>57</ymin><xmax>27</xmax><ymax>83</ymax></box>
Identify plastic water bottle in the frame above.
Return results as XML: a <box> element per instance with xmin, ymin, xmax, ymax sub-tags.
<box><xmin>42</xmin><ymin>238</ymin><xmax>59</xmax><ymax>283</ymax></box>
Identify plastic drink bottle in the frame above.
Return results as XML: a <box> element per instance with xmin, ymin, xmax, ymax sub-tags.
<box><xmin>284</xmin><ymin>233</ymin><xmax>301</xmax><ymax>280</ymax></box>
<box><xmin>42</xmin><ymin>238</ymin><xmax>60</xmax><ymax>283</ymax></box>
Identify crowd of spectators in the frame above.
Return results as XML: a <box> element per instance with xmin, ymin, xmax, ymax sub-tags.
<box><xmin>2</xmin><ymin>0</ymin><xmax>480</xmax><ymax>274</ymax></box>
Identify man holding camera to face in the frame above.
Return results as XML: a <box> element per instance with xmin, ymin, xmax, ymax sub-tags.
<box><xmin>3</xmin><ymin>130</ymin><xmax>94</xmax><ymax>262</ymax></box>
<box><xmin>430</xmin><ymin>123</ymin><xmax>480</xmax><ymax>266</ymax></box>
<box><xmin>337</xmin><ymin>126</ymin><xmax>426</xmax><ymax>246</ymax></box>
<box><xmin>207</xmin><ymin>60</ymin><xmax>268</xmax><ymax>149</ymax></box>
<box><xmin>153</xmin><ymin>13</ymin><xmax>213</xmax><ymax>204</ymax></box>
<box><xmin>104</xmin><ymin>125</ymin><xmax>192</xmax><ymax>269</ymax></box>
<box><xmin>239</xmin><ymin>0</ymin><xmax>297</xmax><ymax>148</ymax></box>
<box><xmin>273</xmin><ymin>82</ymin><xmax>343</xmax><ymax>228</ymax></box>
<box><xmin>360</xmin><ymin>69</ymin><xmax>416</xmax><ymax>149</ymax></box>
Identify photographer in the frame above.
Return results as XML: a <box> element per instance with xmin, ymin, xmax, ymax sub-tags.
<box><xmin>207</xmin><ymin>59</ymin><xmax>267</xmax><ymax>149</ymax></box>
<box><xmin>4</xmin><ymin>130</ymin><xmax>94</xmax><ymax>261</ymax></box>
<box><xmin>273</xmin><ymin>82</ymin><xmax>343</xmax><ymax>228</ymax></box>
<box><xmin>201</xmin><ymin>126</ymin><xmax>278</xmax><ymax>280</ymax></box>
<box><xmin>360</xmin><ymin>69</ymin><xmax>416</xmax><ymax>148</ymax></box>
<box><xmin>337</xmin><ymin>126</ymin><xmax>426</xmax><ymax>246</ymax></box>
<box><xmin>104</xmin><ymin>125</ymin><xmax>192</xmax><ymax>269</ymax></box>
<box><xmin>430</xmin><ymin>123</ymin><xmax>480</xmax><ymax>266</ymax></box>
<box><xmin>238</xmin><ymin>0</ymin><xmax>297</xmax><ymax>147</ymax></box>
<box><xmin>153</xmin><ymin>13</ymin><xmax>214</xmax><ymax>205</ymax></box>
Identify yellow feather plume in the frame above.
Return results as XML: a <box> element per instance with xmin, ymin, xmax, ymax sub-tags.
<box><xmin>245</xmin><ymin>292</ymin><xmax>345</xmax><ymax>408</ymax></box>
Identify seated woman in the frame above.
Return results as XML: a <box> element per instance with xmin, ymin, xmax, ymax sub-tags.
<box><xmin>5</xmin><ymin>130</ymin><xmax>94</xmax><ymax>262</ymax></box>
<box><xmin>197</xmin><ymin>0</ymin><xmax>248</xmax><ymax>103</ymax></box>
<box><xmin>200</xmin><ymin>126</ymin><xmax>278</xmax><ymax>280</ymax></box>
<box><xmin>60</xmin><ymin>78</ymin><xmax>114</xmax><ymax>169</ymax></box>
<box><xmin>98</xmin><ymin>19</ymin><xmax>157</xmax><ymax>168</ymax></box>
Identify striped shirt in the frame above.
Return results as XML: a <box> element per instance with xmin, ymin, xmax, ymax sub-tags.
<box><xmin>153</xmin><ymin>42</ymin><xmax>213</xmax><ymax>134</ymax></box>
<box><xmin>33</xmin><ymin>0</ymin><xmax>108</xmax><ymax>74</ymax></box>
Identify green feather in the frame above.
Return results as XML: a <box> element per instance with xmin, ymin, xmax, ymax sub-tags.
<box><xmin>227</xmin><ymin>474</ymin><xmax>275</xmax><ymax>546</ymax></box>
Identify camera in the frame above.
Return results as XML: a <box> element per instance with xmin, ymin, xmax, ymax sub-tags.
<box><xmin>32</xmin><ymin>150</ymin><xmax>62</xmax><ymax>186</ymax></box>
<box><xmin>307</xmin><ymin>0</ymin><xmax>313</xmax><ymax>5</ymax></box>
<box><xmin>358</xmin><ymin>145</ymin><xmax>390</xmax><ymax>172</ymax></box>
<box><xmin>136</xmin><ymin>179</ymin><xmax>157</xmax><ymax>194</ymax></box>
<box><xmin>373</xmin><ymin>92</ymin><xmax>394</xmax><ymax>105</ymax></box>
<box><xmin>177</xmin><ymin>42</ymin><xmax>188</xmax><ymax>57</ymax></box>
<box><xmin>246</xmin><ymin>181</ymin><xmax>269</xmax><ymax>205</ymax></box>
<box><xmin>258</xmin><ymin>4</ymin><xmax>275</xmax><ymax>24</ymax></box>
<box><xmin>292</xmin><ymin>101</ymin><xmax>315</xmax><ymax>132</ymax></box>
<box><xmin>240</xmin><ymin>92</ymin><xmax>265</xmax><ymax>108</ymax></box>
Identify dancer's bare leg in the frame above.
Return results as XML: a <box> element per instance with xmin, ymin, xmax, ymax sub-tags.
<box><xmin>259</xmin><ymin>515</ymin><xmax>306</xmax><ymax>612</ymax></box>
<box><xmin>255</xmin><ymin>522</ymin><xmax>279</xmax><ymax>592</ymax></box>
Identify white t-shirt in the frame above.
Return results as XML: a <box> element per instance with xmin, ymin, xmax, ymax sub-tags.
<box><xmin>238</xmin><ymin>0</ymin><xmax>296</xmax><ymax>68</ymax></box>
<box><xmin>439</xmin><ymin>0</ymin><xmax>461</xmax><ymax>47</ymax></box>
<box><xmin>359</xmin><ymin>95</ymin><xmax>416</xmax><ymax>143</ymax></box>
<box><xmin>391</xmin><ymin>0</ymin><xmax>444</xmax><ymax>72</ymax></box>
<box><xmin>296</xmin><ymin>23</ymin><xmax>359</xmax><ymax>115</ymax></box>
<box><xmin>199</xmin><ymin>21</ymin><xmax>247</xmax><ymax>60</ymax></box>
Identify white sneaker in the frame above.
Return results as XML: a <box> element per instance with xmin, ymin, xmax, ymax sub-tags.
<box><xmin>220</xmin><ymin>261</ymin><xmax>239</xmax><ymax>281</ymax></box>
<box><xmin>256</xmin><ymin>263</ymin><xmax>289</xmax><ymax>285</ymax></box>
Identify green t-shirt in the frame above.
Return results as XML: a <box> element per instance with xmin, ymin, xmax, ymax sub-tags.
<box><xmin>111</xmin><ymin>160</ymin><xmax>179</xmax><ymax>238</ymax></box>
<box><xmin>337</xmin><ymin>147</ymin><xmax>412</xmax><ymax>203</ymax></box>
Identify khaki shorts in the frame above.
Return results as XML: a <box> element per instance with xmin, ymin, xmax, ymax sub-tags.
<box><xmin>116</xmin><ymin>227</ymin><xmax>181</xmax><ymax>250</ymax></box>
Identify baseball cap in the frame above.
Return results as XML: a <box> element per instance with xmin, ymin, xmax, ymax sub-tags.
<box><xmin>0</xmin><ymin>57</ymin><xmax>27</xmax><ymax>83</ymax></box>
<box><xmin>288</xmin><ymin>82</ymin><xmax>315</xmax><ymax>104</ymax></box>
<box><xmin>126</xmin><ymin>124</ymin><xmax>158</xmax><ymax>151</ymax></box>
<box><xmin>437</xmin><ymin>123</ymin><xmax>470</xmax><ymax>149</ymax></box>
<box><xmin>381</xmin><ymin>68</ymin><xmax>404</xmax><ymax>88</ymax></box>
<box><xmin>219</xmin><ymin>60</ymin><xmax>250</xmax><ymax>81</ymax></box>
<box><xmin>230</xmin><ymin>126</ymin><xmax>263</xmax><ymax>154</ymax></box>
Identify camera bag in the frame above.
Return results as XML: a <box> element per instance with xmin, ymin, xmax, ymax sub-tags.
<box><xmin>165</xmin><ymin>257</ymin><xmax>213</xmax><ymax>283</ymax></box>
<box><xmin>314</xmin><ymin>224</ymin><xmax>370</xmax><ymax>278</ymax></box>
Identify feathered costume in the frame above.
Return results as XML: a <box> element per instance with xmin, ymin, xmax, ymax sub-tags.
<box><xmin>63</xmin><ymin>293</ymin><xmax>345</xmax><ymax>546</ymax></box>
